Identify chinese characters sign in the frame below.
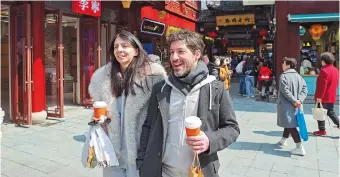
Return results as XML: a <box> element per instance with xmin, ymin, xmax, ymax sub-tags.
<box><xmin>216</xmin><ymin>14</ymin><xmax>255</xmax><ymax>26</ymax></box>
<box><xmin>72</xmin><ymin>0</ymin><xmax>101</xmax><ymax>17</ymax></box>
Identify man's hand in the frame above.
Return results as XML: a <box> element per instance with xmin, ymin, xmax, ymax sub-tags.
<box><xmin>186</xmin><ymin>131</ymin><xmax>210</xmax><ymax>154</ymax></box>
<box><xmin>294</xmin><ymin>100</ymin><xmax>302</xmax><ymax>108</ymax></box>
<box><xmin>316</xmin><ymin>98</ymin><xmax>322</xmax><ymax>103</ymax></box>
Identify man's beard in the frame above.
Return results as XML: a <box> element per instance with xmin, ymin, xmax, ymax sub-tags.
<box><xmin>173</xmin><ymin>69</ymin><xmax>190</xmax><ymax>78</ymax></box>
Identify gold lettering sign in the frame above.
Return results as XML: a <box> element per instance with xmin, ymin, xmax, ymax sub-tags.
<box><xmin>216</xmin><ymin>14</ymin><xmax>255</xmax><ymax>26</ymax></box>
<box><xmin>166</xmin><ymin>25</ymin><xmax>183</xmax><ymax>36</ymax></box>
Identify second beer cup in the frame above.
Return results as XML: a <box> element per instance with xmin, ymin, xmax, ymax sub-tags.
<box><xmin>184</xmin><ymin>116</ymin><xmax>202</xmax><ymax>136</ymax></box>
<box><xmin>93</xmin><ymin>101</ymin><xmax>107</xmax><ymax>121</ymax></box>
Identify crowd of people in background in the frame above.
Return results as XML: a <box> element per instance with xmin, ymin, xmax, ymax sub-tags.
<box><xmin>202</xmin><ymin>52</ymin><xmax>275</xmax><ymax>101</ymax></box>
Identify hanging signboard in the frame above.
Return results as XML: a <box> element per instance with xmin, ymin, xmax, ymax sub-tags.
<box><xmin>216</xmin><ymin>14</ymin><xmax>255</xmax><ymax>26</ymax></box>
<box><xmin>72</xmin><ymin>0</ymin><xmax>101</xmax><ymax>17</ymax></box>
<box><xmin>140</xmin><ymin>18</ymin><xmax>165</xmax><ymax>36</ymax></box>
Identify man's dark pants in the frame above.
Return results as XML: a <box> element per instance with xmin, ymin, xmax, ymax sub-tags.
<box><xmin>317</xmin><ymin>103</ymin><xmax>340</xmax><ymax>131</ymax></box>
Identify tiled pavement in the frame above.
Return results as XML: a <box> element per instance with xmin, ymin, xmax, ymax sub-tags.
<box><xmin>1</xmin><ymin>82</ymin><xmax>339</xmax><ymax>177</ymax></box>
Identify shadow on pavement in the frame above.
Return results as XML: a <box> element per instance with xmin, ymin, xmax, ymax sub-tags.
<box><xmin>307</xmin><ymin>132</ymin><xmax>339</xmax><ymax>140</ymax></box>
<box><xmin>253</xmin><ymin>130</ymin><xmax>339</xmax><ymax>139</ymax></box>
<box><xmin>228</xmin><ymin>141</ymin><xmax>292</xmax><ymax>158</ymax></box>
<box><xmin>73</xmin><ymin>134</ymin><xmax>86</xmax><ymax>142</ymax></box>
<box><xmin>253</xmin><ymin>130</ymin><xmax>283</xmax><ymax>137</ymax></box>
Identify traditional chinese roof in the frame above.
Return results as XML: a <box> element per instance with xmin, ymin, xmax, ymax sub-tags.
<box><xmin>198</xmin><ymin>10</ymin><xmax>216</xmax><ymax>23</ymax></box>
<box><xmin>207</xmin><ymin>1</ymin><xmax>255</xmax><ymax>12</ymax></box>
<box><xmin>198</xmin><ymin>2</ymin><xmax>273</xmax><ymax>23</ymax></box>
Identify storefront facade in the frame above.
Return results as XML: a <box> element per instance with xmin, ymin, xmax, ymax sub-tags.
<box><xmin>0</xmin><ymin>1</ymin><xmax>146</xmax><ymax>124</ymax></box>
<box><xmin>275</xmin><ymin>1</ymin><xmax>339</xmax><ymax>96</ymax></box>
<box><xmin>139</xmin><ymin>1</ymin><xmax>199</xmax><ymax>71</ymax></box>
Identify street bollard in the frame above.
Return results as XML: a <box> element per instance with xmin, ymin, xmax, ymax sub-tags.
<box><xmin>0</xmin><ymin>107</ymin><xmax>4</xmax><ymax>139</ymax></box>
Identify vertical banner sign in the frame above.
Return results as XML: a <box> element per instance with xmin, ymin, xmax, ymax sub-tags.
<box><xmin>72</xmin><ymin>0</ymin><xmax>101</xmax><ymax>17</ymax></box>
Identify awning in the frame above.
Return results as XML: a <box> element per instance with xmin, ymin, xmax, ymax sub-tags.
<box><xmin>288</xmin><ymin>13</ymin><xmax>340</xmax><ymax>23</ymax></box>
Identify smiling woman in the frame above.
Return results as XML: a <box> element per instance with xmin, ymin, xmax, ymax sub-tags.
<box><xmin>109</xmin><ymin>30</ymin><xmax>151</xmax><ymax>97</ymax></box>
<box><xmin>88</xmin><ymin>30</ymin><xmax>166</xmax><ymax>177</ymax></box>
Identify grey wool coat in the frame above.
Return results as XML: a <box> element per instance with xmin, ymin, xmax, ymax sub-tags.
<box><xmin>88</xmin><ymin>62</ymin><xmax>166</xmax><ymax>165</ymax></box>
<box><xmin>277</xmin><ymin>69</ymin><xmax>308</xmax><ymax>128</ymax></box>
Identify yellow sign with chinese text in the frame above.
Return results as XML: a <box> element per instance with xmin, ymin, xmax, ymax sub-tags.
<box><xmin>216</xmin><ymin>14</ymin><xmax>255</xmax><ymax>26</ymax></box>
<box><xmin>166</xmin><ymin>25</ymin><xmax>183</xmax><ymax>36</ymax></box>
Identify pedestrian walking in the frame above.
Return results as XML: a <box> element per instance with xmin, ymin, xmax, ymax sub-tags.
<box><xmin>88</xmin><ymin>30</ymin><xmax>166</xmax><ymax>177</ymax></box>
<box><xmin>136</xmin><ymin>30</ymin><xmax>240</xmax><ymax>177</ymax></box>
<box><xmin>258</xmin><ymin>61</ymin><xmax>273</xmax><ymax>100</ymax></box>
<box><xmin>277</xmin><ymin>57</ymin><xmax>308</xmax><ymax>156</ymax></box>
<box><xmin>313</xmin><ymin>52</ymin><xmax>339</xmax><ymax>136</ymax></box>
<box><xmin>243</xmin><ymin>57</ymin><xmax>256</xmax><ymax>98</ymax></box>
<box><xmin>220</xmin><ymin>57</ymin><xmax>232</xmax><ymax>92</ymax></box>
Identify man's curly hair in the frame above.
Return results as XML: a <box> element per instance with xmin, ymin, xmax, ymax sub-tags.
<box><xmin>166</xmin><ymin>30</ymin><xmax>205</xmax><ymax>57</ymax></box>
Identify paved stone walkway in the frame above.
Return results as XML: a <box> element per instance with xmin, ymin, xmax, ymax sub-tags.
<box><xmin>1</xmin><ymin>82</ymin><xmax>339</xmax><ymax>177</ymax></box>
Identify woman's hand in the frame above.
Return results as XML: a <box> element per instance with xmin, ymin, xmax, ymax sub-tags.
<box><xmin>294</xmin><ymin>100</ymin><xmax>302</xmax><ymax>108</ymax></box>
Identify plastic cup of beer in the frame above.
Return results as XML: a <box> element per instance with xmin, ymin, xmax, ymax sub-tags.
<box><xmin>184</xmin><ymin>116</ymin><xmax>202</xmax><ymax>136</ymax></box>
<box><xmin>93</xmin><ymin>101</ymin><xmax>107</xmax><ymax>121</ymax></box>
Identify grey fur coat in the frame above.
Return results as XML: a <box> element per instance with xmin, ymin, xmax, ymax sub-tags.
<box><xmin>88</xmin><ymin>62</ymin><xmax>166</xmax><ymax>164</ymax></box>
<box><xmin>277</xmin><ymin>69</ymin><xmax>308</xmax><ymax>128</ymax></box>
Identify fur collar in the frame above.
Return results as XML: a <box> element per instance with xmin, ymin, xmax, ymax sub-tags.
<box><xmin>88</xmin><ymin>62</ymin><xmax>166</xmax><ymax>103</ymax></box>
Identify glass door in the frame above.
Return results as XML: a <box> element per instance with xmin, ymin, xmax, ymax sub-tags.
<box><xmin>45</xmin><ymin>10</ymin><xmax>64</xmax><ymax>118</ymax></box>
<box><xmin>10</xmin><ymin>3</ymin><xmax>32</xmax><ymax>124</ymax></box>
<box><xmin>80</xmin><ymin>17</ymin><xmax>100</xmax><ymax>106</ymax></box>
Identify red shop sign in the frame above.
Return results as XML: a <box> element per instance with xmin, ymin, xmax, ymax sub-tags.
<box><xmin>72</xmin><ymin>0</ymin><xmax>101</xmax><ymax>17</ymax></box>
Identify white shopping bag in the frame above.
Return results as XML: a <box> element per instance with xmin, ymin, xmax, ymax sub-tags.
<box><xmin>81</xmin><ymin>126</ymin><xmax>119</xmax><ymax>168</ymax></box>
<box><xmin>312</xmin><ymin>103</ymin><xmax>328</xmax><ymax>121</ymax></box>
<box><xmin>81</xmin><ymin>126</ymin><xmax>96</xmax><ymax>168</ymax></box>
<box><xmin>93</xmin><ymin>126</ymin><xmax>119</xmax><ymax>167</ymax></box>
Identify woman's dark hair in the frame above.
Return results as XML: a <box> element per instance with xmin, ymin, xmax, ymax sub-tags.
<box><xmin>109</xmin><ymin>30</ymin><xmax>151</xmax><ymax>97</ymax></box>
<box><xmin>320</xmin><ymin>52</ymin><xmax>335</xmax><ymax>64</ymax></box>
<box><xmin>283</xmin><ymin>57</ymin><xmax>297</xmax><ymax>69</ymax></box>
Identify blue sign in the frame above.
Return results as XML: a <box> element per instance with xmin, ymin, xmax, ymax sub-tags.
<box><xmin>143</xmin><ymin>43</ymin><xmax>154</xmax><ymax>55</ymax></box>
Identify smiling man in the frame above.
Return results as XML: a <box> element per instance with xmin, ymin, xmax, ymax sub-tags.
<box><xmin>137</xmin><ymin>30</ymin><xmax>240</xmax><ymax>177</ymax></box>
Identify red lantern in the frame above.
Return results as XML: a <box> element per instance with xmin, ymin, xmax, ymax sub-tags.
<box><xmin>208</xmin><ymin>32</ymin><xmax>218</xmax><ymax>38</ymax></box>
<box><xmin>309</xmin><ymin>24</ymin><xmax>325</xmax><ymax>40</ymax></box>
<box><xmin>259</xmin><ymin>29</ymin><xmax>268</xmax><ymax>37</ymax></box>
<box><xmin>256</xmin><ymin>38</ymin><xmax>264</xmax><ymax>44</ymax></box>
<box><xmin>221</xmin><ymin>38</ymin><xmax>228</xmax><ymax>45</ymax></box>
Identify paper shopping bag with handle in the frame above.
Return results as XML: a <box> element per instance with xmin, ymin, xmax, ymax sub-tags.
<box><xmin>189</xmin><ymin>152</ymin><xmax>204</xmax><ymax>177</ymax></box>
<box><xmin>312</xmin><ymin>102</ymin><xmax>328</xmax><ymax>121</ymax></box>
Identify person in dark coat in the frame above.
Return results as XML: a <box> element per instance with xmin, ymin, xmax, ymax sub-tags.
<box><xmin>243</xmin><ymin>57</ymin><xmax>256</xmax><ymax>98</ymax></box>
<box><xmin>277</xmin><ymin>57</ymin><xmax>308</xmax><ymax>156</ymax></box>
<box><xmin>313</xmin><ymin>52</ymin><xmax>339</xmax><ymax>136</ymax></box>
<box><xmin>136</xmin><ymin>30</ymin><xmax>239</xmax><ymax>177</ymax></box>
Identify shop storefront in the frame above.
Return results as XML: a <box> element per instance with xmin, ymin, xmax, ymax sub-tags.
<box><xmin>0</xmin><ymin>1</ymin><xmax>102</xmax><ymax>124</ymax></box>
<box><xmin>275</xmin><ymin>1</ymin><xmax>339</xmax><ymax>96</ymax></box>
